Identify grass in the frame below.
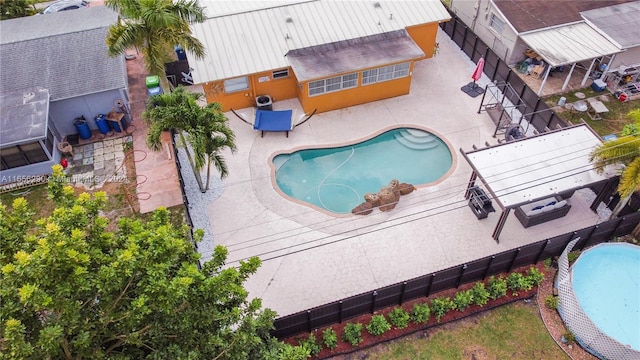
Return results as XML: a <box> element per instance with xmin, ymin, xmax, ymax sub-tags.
<box><xmin>363</xmin><ymin>302</ymin><xmax>569</xmax><ymax>360</ymax></box>
<box><xmin>544</xmin><ymin>90</ymin><xmax>639</xmax><ymax>137</ymax></box>
<box><xmin>0</xmin><ymin>184</ymin><xmax>53</xmax><ymax>219</ymax></box>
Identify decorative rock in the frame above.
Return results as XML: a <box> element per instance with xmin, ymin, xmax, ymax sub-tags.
<box><xmin>364</xmin><ymin>193</ymin><xmax>380</xmax><ymax>206</ymax></box>
<box><xmin>574</xmin><ymin>92</ymin><xmax>586</xmax><ymax>99</ymax></box>
<box><xmin>398</xmin><ymin>183</ymin><xmax>416</xmax><ymax>195</ymax></box>
<box><xmin>351</xmin><ymin>202</ymin><xmax>374</xmax><ymax>215</ymax></box>
<box><xmin>378</xmin><ymin>188</ymin><xmax>399</xmax><ymax>211</ymax></box>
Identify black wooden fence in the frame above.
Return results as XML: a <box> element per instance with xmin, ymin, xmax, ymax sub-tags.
<box><xmin>439</xmin><ymin>11</ymin><xmax>568</xmax><ymax>132</ymax></box>
<box><xmin>272</xmin><ymin>212</ymin><xmax>640</xmax><ymax>339</ymax></box>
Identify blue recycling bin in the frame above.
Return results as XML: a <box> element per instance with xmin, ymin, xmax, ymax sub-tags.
<box><xmin>74</xmin><ymin>116</ymin><xmax>91</xmax><ymax>140</ymax></box>
<box><xmin>94</xmin><ymin>114</ymin><xmax>111</xmax><ymax>134</ymax></box>
<box><xmin>109</xmin><ymin>118</ymin><xmax>127</xmax><ymax>133</ymax></box>
<box><xmin>174</xmin><ymin>45</ymin><xmax>187</xmax><ymax>61</ymax></box>
<box><xmin>148</xmin><ymin>86</ymin><xmax>163</xmax><ymax>96</ymax></box>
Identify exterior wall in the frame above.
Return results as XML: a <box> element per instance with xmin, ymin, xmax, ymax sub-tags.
<box><xmin>406</xmin><ymin>22</ymin><xmax>442</xmax><ymax>59</ymax></box>
<box><xmin>298</xmin><ymin>62</ymin><xmax>415</xmax><ymax>114</ymax></box>
<box><xmin>48</xmin><ymin>89</ymin><xmax>128</xmax><ymax>138</ymax></box>
<box><xmin>450</xmin><ymin>0</ymin><xmax>521</xmax><ymax>65</ymax></box>
<box><xmin>202</xmin><ymin>68</ymin><xmax>299</xmax><ymax>111</ymax></box>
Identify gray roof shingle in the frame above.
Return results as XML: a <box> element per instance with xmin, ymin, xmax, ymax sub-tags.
<box><xmin>0</xmin><ymin>6</ymin><xmax>127</xmax><ymax>101</ymax></box>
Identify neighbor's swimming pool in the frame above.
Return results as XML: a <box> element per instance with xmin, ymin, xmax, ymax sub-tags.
<box><xmin>273</xmin><ymin>127</ymin><xmax>453</xmax><ymax>214</ymax></box>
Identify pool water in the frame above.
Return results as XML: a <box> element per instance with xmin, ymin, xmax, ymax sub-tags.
<box><xmin>571</xmin><ymin>243</ymin><xmax>640</xmax><ymax>351</ymax></box>
<box><xmin>273</xmin><ymin>128</ymin><xmax>452</xmax><ymax>214</ymax></box>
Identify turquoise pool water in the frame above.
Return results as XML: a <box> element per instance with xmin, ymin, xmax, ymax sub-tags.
<box><xmin>571</xmin><ymin>243</ymin><xmax>640</xmax><ymax>351</ymax></box>
<box><xmin>273</xmin><ymin>128</ymin><xmax>453</xmax><ymax>214</ymax></box>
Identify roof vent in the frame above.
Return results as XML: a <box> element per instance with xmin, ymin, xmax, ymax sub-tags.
<box><xmin>23</xmin><ymin>92</ymin><xmax>35</xmax><ymax>104</ymax></box>
<box><xmin>286</xmin><ymin>16</ymin><xmax>293</xmax><ymax>23</ymax></box>
<box><xmin>373</xmin><ymin>2</ymin><xmax>381</xmax><ymax>8</ymax></box>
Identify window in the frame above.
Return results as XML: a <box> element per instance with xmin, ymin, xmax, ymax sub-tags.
<box><xmin>490</xmin><ymin>14</ymin><xmax>505</xmax><ymax>34</ymax></box>
<box><xmin>272</xmin><ymin>69</ymin><xmax>289</xmax><ymax>79</ymax></box>
<box><xmin>0</xmin><ymin>142</ymin><xmax>50</xmax><ymax>170</ymax></box>
<box><xmin>362</xmin><ymin>62</ymin><xmax>410</xmax><ymax>85</ymax></box>
<box><xmin>45</xmin><ymin>129</ymin><xmax>54</xmax><ymax>156</ymax></box>
<box><xmin>307</xmin><ymin>73</ymin><xmax>358</xmax><ymax>96</ymax></box>
<box><xmin>223</xmin><ymin>76</ymin><xmax>249</xmax><ymax>93</ymax></box>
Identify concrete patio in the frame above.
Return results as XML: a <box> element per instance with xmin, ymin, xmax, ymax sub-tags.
<box><xmin>191</xmin><ymin>29</ymin><xmax>605</xmax><ymax>317</ymax></box>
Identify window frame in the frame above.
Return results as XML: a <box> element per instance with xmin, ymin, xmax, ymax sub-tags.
<box><xmin>361</xmin><ymin>62</ymin><xmax>411</xmax><ymax>86</ymax></box>
<box><xmin>0</xmin><ymin>141</ymin><xmax>51</xmax><ymax>170</ymax></box>
<box><xmin>489</xmin><ymin>13</ymin><xmax>505</xmax><ymax>34</ymax></box>
<box><xmin>223</xmin><ymin>76</ymin><xmax>249</xmax><ymax>93</ymax></box>
<box><xmin>272</xmin><ymin>69</ymin><xmax>289</xmax><ymax>79</ymax></box>
<box><xmin>307</xmin><ymin>72</ymin><xmax>358</xmax><ymax>97</ymax></box>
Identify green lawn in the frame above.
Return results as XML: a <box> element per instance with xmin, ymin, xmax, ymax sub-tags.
<box><xmin>363</xmin><ymin>302</ymin><xmax>569</xmax><ymax>360</ymax></box>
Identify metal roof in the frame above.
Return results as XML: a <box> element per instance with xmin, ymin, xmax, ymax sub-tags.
<box><xmin>519</xmin><ymin>22</ymin><xmax>622</xmax><ymax>67</ymax></box>
<box><xmin>287</xmin><ymin>30</ymin><xmax>424</xmax><ymax>82</ymax></box>
<box><xmin>0</xmin><ymin>7</ymin><xmax>127</xmax><ymax>101</ymax></box>
<box><xmin>0</xmin><ymin>87</ymin><xmax>50</xmax><ymax>147</ymax></box>
<box><xmin>581</xmin><ymin>1</ymin><xmax>640</xmax><ymax>49</ymax></box>
<box><xmin>189</xmin><ymin>0</ymin><xmax>450</xmax><ymax>83</ymax></box>
<box><xmin>462</xmin><ymin>124</ymin><xmax>613</xmax><ymax>209</ymax></box>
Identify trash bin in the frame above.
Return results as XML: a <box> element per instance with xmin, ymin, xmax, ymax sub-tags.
<box><xmin>74</xmin><ymin>116</ymin><xmax>92</xmax><ymax>140</ymax></box>
<box><xmin>174</xmin><ymin>45</ymin><xmax>187</xmax><ymax>61</ymax></box>
<box><xmin>94</xmin><ymin>114</ymin><xmax>111</xmax><ymax>134</ymax></box>
<box><xmin>146</xmin><ymin>75</ymin><xmax>160</xmax><ymax>89</ymax></box>
<box><xmin>591</xmin><ymin>79</ymin><xmax>607</xmax><ymax>92</ymax></box>
<box><xmin>256</xmin><ymin>95</ymin><xmax>273</xmax><ymax>111</ymax></box>
<box><xmin>468</xmin><ymin>186</ymin><xmax>495</xmax><ymax>220</ymax></box>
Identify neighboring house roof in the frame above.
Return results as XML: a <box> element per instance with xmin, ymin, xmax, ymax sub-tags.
<box><xmin>520</xmin><ymin>22</ymin><xmax>622</xmax><ymax>67</ymax></box>
<box><xmin>493</xmin><ymin>0</ymin><xmax>633</xmax><ymax>33</ymax></box>
<box><xmin>581</xmin><ymin>1</ymin><xmax>640</xmax><ymax>49</ymax></box>
<box><xmin>287</xmin><ymin>30</ymin><xmax>424</xmax><ymax>82</ymax></box>
<box><xmin>189</xmin><ymin>0</ymin><xmax>450</xmax><ymax>83</ymax></box>
<box><xmin>0</xmin><ymin>6</ymin><xmax>126</xmax><ymax>101</ymax></box>
<box><xmin>0</xmin><ymin>87</ymin><xmax>49</xmax><ymax>147</ymax></box>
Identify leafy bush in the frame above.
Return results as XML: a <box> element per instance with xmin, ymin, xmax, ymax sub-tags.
<box><xmin>431</xmin><ymin>297</ymin><xmax>453</xmax><ymax>322</ymax></box>
<box><xmin>471</xmin><ymin>282</ymin><xmax>490</xmax><ymax>307</ymax></box>
<box><xmin>297</xmin><ymin>333</ymin><xmax>321</xmax><ymax>356</ymax></box>
<box><xmin>545</xmin><ymin>295</ymin><xmax>559</xmax><ymax>310</ymax></box>
<box><xmin>568</xmin><ymin>251</ymin><xmax>580</xmax><ymax>263</ymax></box>
<box><xmin>507</xmin><ymin>272</ymin><xmax>534</xmax><ymax>295</ymax></box>
<box><xmin>562</xmin><ymin>331</ymin><xmax>576</xmax><ymax>344</ymax></box>
<box><xmin>526</xmin><ymin>266</ymin><xmax>544</xmax><ymax>286</ymax></box>
<box><xmin>366</xmin><ymin>315</ymin><xmax>391</xmax><ymax>336</ymax></box>
<box><xmin>487</xmin><ymin>276</ymin><xmax>508</xmax><ymax>300</ymax></box>
<box><xmin>388</xmin><ymin>307</ymin><xmax>410</xmax><ymax>329</ymax></box>
<box><xmin>278</xmin><ymin>343</ymin><xmax>311</xmax><ymax>360</ymax></box>
<box><xmin>411</xmin><ymin>302</ymin><xmax>430</xmax><ymax>324</ymax></box>
<box><xmin>343</xmin><ymin>323</ymin><xmax>363</xmax><ymax>346</ymax></box>
<box><xmin>453</xmin><ymin>289</ymin><xmax>474</xmax><ymax>312</ymax></box>
<box><xmin>543</xmin><ymin>257</ymin><xmax>552</xmax><ymax>267</ymax></box>
<box><xmin>322</xmin><ymin>327</ymin><xmax>338</xmax><ymax>350</ymax></box>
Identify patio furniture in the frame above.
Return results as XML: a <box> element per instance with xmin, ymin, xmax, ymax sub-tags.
<box><xmin>514</xmin><ymin>195</ymin><xmax>571</xmax><ymax>228</ymax></box>
<box><xmin>231</xmin><ymin>108</ymin><xmax>317</xmax><ymax>138</ymax></box>
<box><xmin>468</xmin><ymin>186</ymin><xmax>495</xmax><ymax>219</ymax></box>
<box><xmin>587</xmin><ymin>99</ymin><xmax>608</xmax><ymax>120</ymax></box>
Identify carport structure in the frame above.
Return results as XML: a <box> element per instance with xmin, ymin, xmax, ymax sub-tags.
<box><xmin>520</xmin><ymin>22</ymin><xmax>622</xmax><ymax>95</ymax></box>
<box><xmin>461</xmin><ymin>124</ymin><xmax>616</xmax><ymax>242</ymax></box>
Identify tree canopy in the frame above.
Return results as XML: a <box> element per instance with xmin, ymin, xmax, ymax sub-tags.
<box><xmin>0</xmin><ymin>165</ymin><xmax>281</xmax><ymax>359</ymax></box>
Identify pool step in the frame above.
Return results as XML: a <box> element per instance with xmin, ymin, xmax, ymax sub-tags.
<box><xmin>394</xmin><ymin>129</ymin><xmax>440</xmax><ymax>150</ymax></box>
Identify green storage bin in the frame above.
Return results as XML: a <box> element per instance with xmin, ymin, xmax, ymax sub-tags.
<box><xmin>145</xmin><ymin>75</ymin><xmax>160</xmax><ymax>89</ymax></box>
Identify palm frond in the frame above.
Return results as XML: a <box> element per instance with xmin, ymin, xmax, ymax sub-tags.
<box><xmin>617</xmin><ymin>157</ymin><xmax>640</xmax><ymax>198</ymax></box>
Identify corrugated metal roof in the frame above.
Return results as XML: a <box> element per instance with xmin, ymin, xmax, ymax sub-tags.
<box><xmin>189</xmin><ymin>0</ymin><xmax>450</xmax><ymax>83</ymax></box>
<box><xmin>520</xmin><ymin>22</ymin><xmax>622</xmax><ymax>67</ymax></box>
<box><xmin>581</xmin><ymin>1</ymin><xmax>640</xmax><ymax>49</ymax></box>
<box><xmin>287</xmin><ymin>30</ymin><xmax>424</xmax><ymax>81</ymax></box>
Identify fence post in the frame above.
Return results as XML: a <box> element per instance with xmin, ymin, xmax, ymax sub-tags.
<box><xmin>426</xmin><ymin>274</ymin><xmax>435</xmax><ymax>297</ymax></box>
<box><xmin>456</xmin><ymin>264</ymin><xmax>467</xmax><ymax>288</ymax></box>
<box><xmin>462</xmin><ymin>26</ymin><xmax>468</xmax><ymax>54</ymax></box>
<box><xmin>370</xmin><ymin>291</ymin><xmax>378</xmax><ymax>314</ymax></box>
<box><xmin>307</xmin><ymin>310</ymin><xmax>312</xmax><ymax>333</ymax></box>
<box><xmin>471</xmin><ymin>36</ymin><xmax>478</xmax><ymax>60</ymax></box>
<box><xmin>508</xmin><ymin>248</ymin><xmax>521</xmax><ymax>272</ymax></box>
<box><xmin>399</xmin><ymin>281</ymin><xmax>407</xmax><ymax>305</ymax></box>
<box><xmin>338</xmin><ymin>300</ymin><xmax>343</xmax><ymax>323</ymax></box>
<box><xmin>483</xmin><ymin>255</ymin><xmax>495</xmax><ymax>279</ymax></box>
<box><xmin>534</xmin><ymin>240</ymin><xmax>551</xmax><ymax>264</ymax></box>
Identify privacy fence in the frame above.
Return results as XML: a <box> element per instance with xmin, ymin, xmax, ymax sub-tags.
<box><xmin>439</xmin><ymin>11</ymin><xmax>568</xmax><ymax>132</ymax></box>
<box><xmin>272</xmin><ymin>212</ymin><xmax>640</xmax><ymax>339</ymax></box>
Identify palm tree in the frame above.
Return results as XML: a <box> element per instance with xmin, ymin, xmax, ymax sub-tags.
<box><xmin>590</xmin><ymin>109</ymin><xmax>640</xmax><ymax>227</ymax></box>
<box><xmin>143</xmin><ymin>87</ymin><xmax>236</xmax><ymax>192</ymax></box>
<box><xmin>0</xmin><ymin>0</ymin><xmax>35</xmax><ymax>20</ymax></box>
<box><xmin>105</xmin><ymin>0</ymin><xmax>206</xmax><ymax>90</ymax></box>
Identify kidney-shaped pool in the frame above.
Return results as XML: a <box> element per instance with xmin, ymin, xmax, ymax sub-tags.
<box><xmin>272</xmin><ymin>127</ymin><xmax>453</xmax><ymax>214</ymax></box>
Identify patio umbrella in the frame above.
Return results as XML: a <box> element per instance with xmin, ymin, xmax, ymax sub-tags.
<box><xmin>461</xmin><ymin>57</ymin><xmax>485</xmax><ymax>97</ymax></box>
<box><xmin>472</xmin><ymin>57</ymin><xmax>485</xmax><ymax>84</ymax></box>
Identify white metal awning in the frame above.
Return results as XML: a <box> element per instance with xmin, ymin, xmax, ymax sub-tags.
<box><xmin>461</xmin><ymin>124</ymin><xmax>616</xmax><ymax>241</ymax></box>
<box><xmin>520</xmin><ymin>22</ymin><xmax>622</xmax><ymax>67</ymax></box>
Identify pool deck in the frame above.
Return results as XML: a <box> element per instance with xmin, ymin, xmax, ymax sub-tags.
<box><xmin>200</xmin><ymin>30</ymin><xmax>604</xmax><ymax>317</ymax></box>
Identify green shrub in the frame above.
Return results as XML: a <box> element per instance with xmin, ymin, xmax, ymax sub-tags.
<box><xmin>568</xmin><ymin>251</ymin><xmax>580</xmax><ymax>263</ymax></box>
<box><xmin>453</xmin><ymin>289</ymin><xmax>474</xmax><ymax>312</ymax></box>
<box><xmin>507</xmin><ymin>272</ymin><xmax>534</xmax><ymax>295</ymax></box>
<box><xmin>366</xmin><ymin>315</ymin><xmax>391</xmax><ymax>336</ymax></box>
<box><xmin>471</xmin><ymin>282</ymin><xmax>490</xmax><ymax>307</ymax></box>
<box><xmin>322</xmin><ymin>327</ymin><xmax>338</xmax><ymax>350</ymax></box>
<box><xmin>526</xmin><ymin>266</ymin><xmax>545</xmax><ymax>286</ymax></box>
<box><xmin>411</xmin><ymin>302</ymin><xmax>430</xmax><ymax>324</ymax></box>
<box><xmin>545</xmin><ymin>295</ymin><xmax>559</xmax><ymax>310</ymax></box>
<box><xmin>278</xmin><ymin>343</ymin><xmax>311</xmax><ymax>360</ymax></box>
<box><xmin>543</xmin><ymin>257</ymin><xmax>552</xmax><ymax>267</ymax></box>
<box><xmin>431</xmin><ymin>297</ymin><xmax>453</xmax><ymax>322</ymax></box>
<box><xmin>562</xmin><ymin>331</ymin><xmax>576</xmax><ymax>344</ymax></box>
<box><xmin>297</xmin><ymin>333</ymin><xmax>321</xmax><ymax>356</ymax></box>
<box><xmin>343</xmin><ymin>323</ymin><xmax>363</xmax><ymax>346</ymax></box>
<box><xmin>388</xmin><ymin>307</ymin><xmax>410</xmax><ymax>329</ymax></box>
<box><xmin>487</xmin><ymin>276</ymin><xmax>508</xmax><ymax>300</ymax></box>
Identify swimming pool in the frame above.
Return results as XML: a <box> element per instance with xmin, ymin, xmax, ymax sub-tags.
<box><xmin>272</xmin><ymin>127</ymin><xmax>453</xmax><ymax>214</ymax></box>
<box><xmin>569</xmin><ymin>243</ymin><xmax>640</xmax><ymax>355</ymax></box>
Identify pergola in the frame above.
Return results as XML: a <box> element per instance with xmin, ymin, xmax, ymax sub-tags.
<box><xmin>461</xmin><ymin>124</ymin><xmax>616</xmax><ymax>242</ymax></box>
